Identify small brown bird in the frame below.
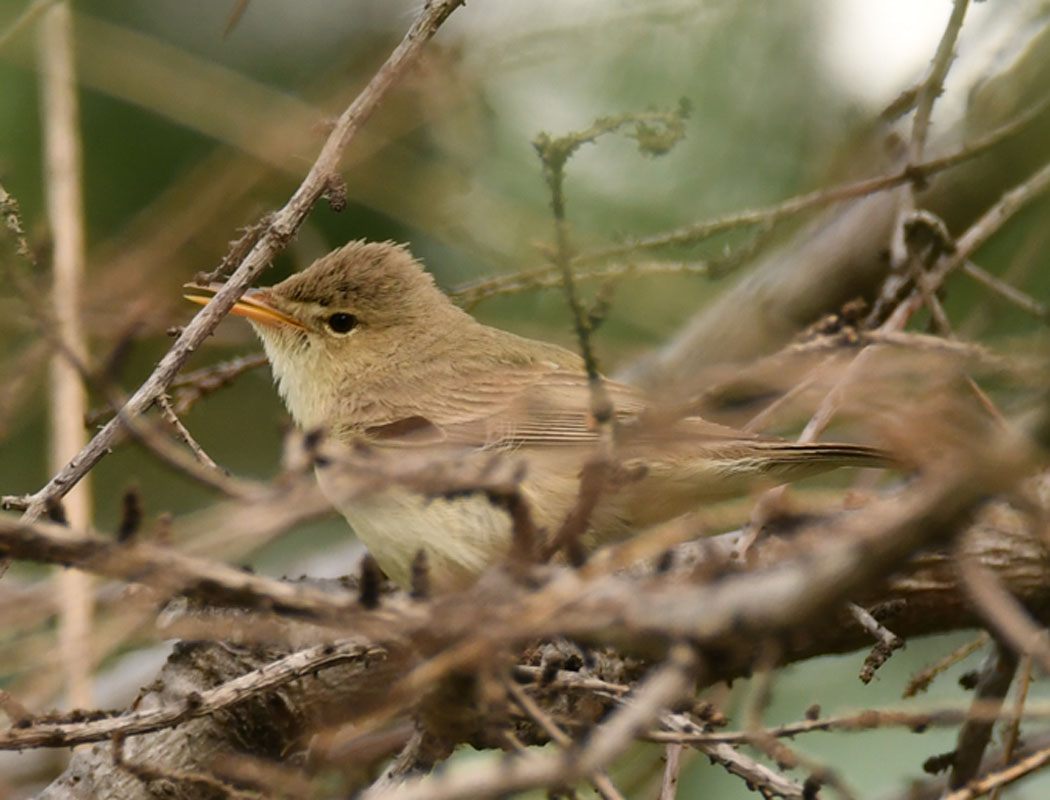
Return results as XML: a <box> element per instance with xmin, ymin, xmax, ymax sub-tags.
<box><xmin>187</xmin><ymin>241</ymin><xmax>887</xmax><ymax>589</ymax></box>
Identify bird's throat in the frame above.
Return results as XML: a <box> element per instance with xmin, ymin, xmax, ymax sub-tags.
<box><xmin>257</xmin><ymin>332</ymin><xmax>335</xmax><ymax>432</ymax></box>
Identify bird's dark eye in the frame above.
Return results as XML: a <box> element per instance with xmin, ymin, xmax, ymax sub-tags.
<box><xmin>326</xmin><ymin>312</ymin><xmax>357</xmax><ymax>334</ymax></box>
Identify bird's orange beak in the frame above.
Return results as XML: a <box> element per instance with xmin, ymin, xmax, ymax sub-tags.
<box><xmin>183</xmin><ymin>284</ymin><xmax>306</xmax><ymax>330</ymax></box>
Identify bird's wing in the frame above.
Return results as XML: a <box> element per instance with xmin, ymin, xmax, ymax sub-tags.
<box><xmin>363</xmin><ymin>357</ymin><xmax>756</xmax><ymax>450</ymax></box>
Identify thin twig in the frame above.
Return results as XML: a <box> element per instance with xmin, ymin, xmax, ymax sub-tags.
<box><xmin>961</xmin><ymin>260</ymin><xmax>1049</xmax><ymax>322</ymax></box>
<box><xmin>156</xmin><ymin>393</ymin><xmax>222</xmax><ymax>471</ymax></box>
<box><xmin>656</xmin><ymin>707</ymin><xmax>805</xmax><ymax>798</ymax></box>
<box><xmin>904</xmin><ymin>633</ymin><xmax>989</xmax><ymax>698</ymax></box>
<box><xmin>893</xmin><ymin>160</ymin><xmax>1050</xmax><ymax>324</ymax></box>
<box><xmin>120</xmin><ymin>410</ymin><xmax>261</xmax><ymax>500</ymax></box>
<box><xmin>454</xmin><ymin>258</ymin><xmax>712</xmax><ymax>309</ymax></box>
<box><xmin>505</xmin><ymin>679</ymin><xmax>627</xmax><ymax>800</ymax></box>
<box><xmin>849</xmin><ymin>602</ymin><xmax>905</xmax><ymax>684</ymax></box>
<box><xmin>646</xmin><ymin>699</ymin><xmax>1050</xmax><ymax>747</ymax></box>
<box><xmin>170</xmin><ymin>352</ymin><xmax>269</xmax><ymax>414</ymax></box>
<box><xmin>942</xmin><ymin>744</ymin><xmax>1050</xmax><ymax>800</ymax></box>
<box><xmin>743</xmin><ymin>647</ymin><xmax>856</xmax><ymax>799</ymax></box>
<box><xmin>947</xmin><ymin>641</ymin><xmax>1019</xmax><ymax>790</ymax></box>
<box><xmin>990</xmin><ymin>656</ymin><xmax>1032</xmax><ymax>800</ymax></box>
<box><xmin>891</xmin><ymin>0</ymin><xmax>970</xmax><ymax>267</ymax></box>
<box><xmin>910</xmin><ymin>0</ymin><xmax>970</xmax><ymax>165</ymax></box>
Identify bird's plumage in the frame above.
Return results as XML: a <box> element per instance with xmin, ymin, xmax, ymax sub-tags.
<box><xmin>206</xmin><ymin>240</ymin><xmax>889</xmax><ymax>588</ymax></box>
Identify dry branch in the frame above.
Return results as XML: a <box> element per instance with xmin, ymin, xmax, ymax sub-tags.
<box><xmin>947</xmin><ymin>642</ymin><xmax>1019</xmax><ymax>791</ymax></box>
<box><xmin>1</xmin><ymin>639</ymin><xmax>383</xmax><ymax>750</ymax></box>
<box><xmin>34</xmin><ymin>638</ymin><xmax>403</xmax><ymax>800</ymax></box>
<box><xmin>0</xmin><ymin>515</ymin><xmax>361</xmax><ymax>620</ymax></box>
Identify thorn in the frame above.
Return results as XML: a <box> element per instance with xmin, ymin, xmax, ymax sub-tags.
<box><xmin>358</xmin><ymin>555</ymin><xmax>382</xmax><ymax>609</ymax></box>
<box><xmin>116</xmin><ymin>486</ymin><xmax>143</xmax><ymax>543</ymax></box>
<box><xmin>410</xmin><ymin>549</ymin><xmax>430</xmax><ymax>600</ymax></box>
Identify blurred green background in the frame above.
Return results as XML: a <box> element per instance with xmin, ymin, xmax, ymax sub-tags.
<box><xmin>2</xmin><ymin>0</ymin><xmax>1050</xmax><ymax>796</ymax></box>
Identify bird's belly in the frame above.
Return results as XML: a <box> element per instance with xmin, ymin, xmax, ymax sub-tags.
<box><xmin>315</xmin><ymin>468</ymin><xmax>513</xmax><ymax>590</ymax></box>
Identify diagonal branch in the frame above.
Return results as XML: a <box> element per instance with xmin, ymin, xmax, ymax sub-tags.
<box><xmin>6</xmin><ymin>0</ymin><xmax>466</xmax><ymax>524</ymax></box>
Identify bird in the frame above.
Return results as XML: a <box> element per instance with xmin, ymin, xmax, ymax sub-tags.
<box><xmin>186</xmin><ymin>240</ymin><xmax>889</xmax><ymax>590</ymax></box>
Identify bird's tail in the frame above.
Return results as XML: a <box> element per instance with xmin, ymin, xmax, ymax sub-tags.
<box><xmin>746</xmin><ymin>441</ymin><xmax>895</xmax><ymax>476</ymax></box>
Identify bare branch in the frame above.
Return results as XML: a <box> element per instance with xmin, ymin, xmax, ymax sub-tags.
<box><xmin>947</xmin><ymin>642</ymin><xmax>1019</xmax><ymax>791</ymax></box>
<box><xmin>156</xmin><ymin>394</ymin><xmax>222</xmax><ymax>471</ymax></box>
<box><xmin>942</xmin><ymin>744</ymin><xmax>1050</xmax><ymax>800</ymax></box>
<box><xmin>505</xmin><ymin>679</ymin><xmax>626</xmax><ymax>800</ymax></box>
<box><xmin>0</xmin><ymin>514</ymin><xmax>360</xmax><ymax>620</ymax></box>
<box><xmin>904</xmin><ymin>633</ymin><xmax>988</xmax><ymax>698</ymax></box>
<box><xmin>0</xmin><ymin>639</ymin><xmax>382</xmax><ymax>749</ymax></box>
<box><xmin>849</xmin><ymin>602</ymin><xmax>905</xmax><ymax>684</ymax></box>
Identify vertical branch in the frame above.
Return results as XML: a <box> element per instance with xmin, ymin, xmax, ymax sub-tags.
<box><xmin>538</xmin><ymin>142</ymin><xmax>612</xmax><ymax>421</ymax></box>
<box><xmin>658</xmin><ymin>742</ymin><xmax>684</xmax><ymax>800</ymax></box>
<box><xmin>891</xmin><ymin>0</ymin><xmax>970</xmax><ymax>266</ymax></box>
<box><xmin>532</xmin><ymin>107</ymin><xmax>687</xmax><ymax>562</ymax></box>
<box><xmin>532</xmin><ymin>106</ymin><xmax>686</xmax><ymax>422</ymax></box>
<box><xmin>536</xmin><ymin>136</ymin><xmax>615</xmax><ymax>564</ymax></box>
<box><xmin>948</xmin><ymin>642</ymin><xmax>1019</xmax><ymax>790</ymax></box>
<box><xmin>908</xmin><ymin>0</ymin><xmax>970</xmax><ymax>165</ymax></box>
<box><xmin>990</xmin><ymin>656</ymin><xmax>1032</xmax><ymax>800</ymax></box>
<box><xmin>38</xmin><ymin>0</ymin><xmax>93</xmax><ymax>709</ymax></box>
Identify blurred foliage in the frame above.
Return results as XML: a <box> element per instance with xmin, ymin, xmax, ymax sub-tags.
<box><xmin>2</xmin><ymin>0</ymin><xmax>1050</xmax><ymax>797</ymax></box>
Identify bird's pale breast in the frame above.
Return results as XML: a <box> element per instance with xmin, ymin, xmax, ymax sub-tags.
<box><xmin>315</xmin><ymin>465</ymin><xmax>515</xmax><ymax>590</ymax></box>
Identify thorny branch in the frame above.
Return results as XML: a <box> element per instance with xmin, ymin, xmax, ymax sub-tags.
<box><xmin>946</xmin><ymin>642</ymin><xmax>1019</xmax><ymax>791</ymax></box>
<box><xmin>0</xmin><ymin>639</ymin><xmax>383</xmax><ymax>749</ymax></box>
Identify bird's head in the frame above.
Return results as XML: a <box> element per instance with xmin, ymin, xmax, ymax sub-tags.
<box><xmin>185</xmin><ymin>240</ymin><xmax>464</xmax><ymax>429</ymax></box>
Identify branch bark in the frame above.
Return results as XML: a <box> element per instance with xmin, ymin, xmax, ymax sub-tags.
<box><xmin>36</xmin><ymin>639</ymin><xmax>403</xmax><ymax>800</ymax></box>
